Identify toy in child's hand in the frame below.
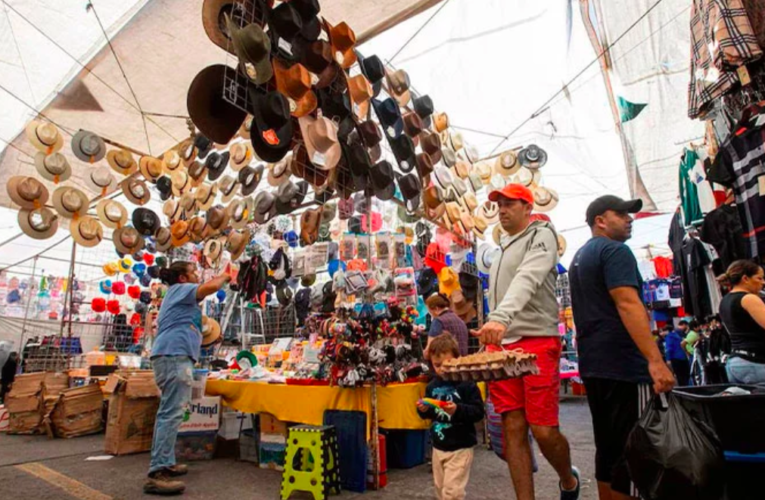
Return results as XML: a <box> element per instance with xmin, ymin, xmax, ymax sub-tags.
<box><xmin>419</xmin><ymin>398</ymin><xmax>450</xmax><ymax>409</ymax></box>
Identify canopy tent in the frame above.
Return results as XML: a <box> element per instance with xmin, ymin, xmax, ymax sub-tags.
<box><xmin>0</xmin><ymin>0</ymin><xmax>698</xmax><ymax>266</ymax></box>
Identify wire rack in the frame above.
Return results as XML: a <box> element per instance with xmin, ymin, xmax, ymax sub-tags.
<box><xmin>222</xmin><ymin>0</ymin><xmax>268</xmax><ymax>114</ymax></box>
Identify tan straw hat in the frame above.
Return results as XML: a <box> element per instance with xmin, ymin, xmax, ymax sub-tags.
<box><xmin>25</xmin><ymin>120</ymin><xmax>64</xmax><ymax>154</ymax></box>
<box><xmin>107</xmin><ymin>149</ymin><xmax>138</xmax><ymax>176</ymax></box>
<box><xmin>8</xmin><ymin>176</ymin><xmax>49</xmax><ymax>210</ymax></box>
<box><xmin>52</xmin><ymin>186</ymin><xmax>89</xmax><ymax>219</ymax></box>
<box><xmin>35</xmin><ymin>152</ymin><xmax>71</xmax><ymax>184</ymax></box>
<box><xmin>71</xmin><ymin>216</ymin><xmax>103</xmax><ymax>248</ymax></box>
<box><xmin>18</xmin><ymin>207</ymin><xmax>59</xmax><ymax>240</ymax></box>
<box><xmin>96</xmin><ymin>199</ymin><xmax>128</xmax><ymax>229</ymax></box>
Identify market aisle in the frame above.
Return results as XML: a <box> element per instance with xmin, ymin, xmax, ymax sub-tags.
<box><xmin>0</xmin><ymin>398</ymin><xmax>595</xmax><ymax>500</ymax></box>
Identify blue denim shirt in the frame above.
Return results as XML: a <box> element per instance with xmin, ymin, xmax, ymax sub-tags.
<box><xmin>151</xmin><ymin>283</ymin><xmax>202</xmax><ymax>362</ymax></box>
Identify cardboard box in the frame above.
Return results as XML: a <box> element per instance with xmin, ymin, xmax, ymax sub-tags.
<box><xmin>5</xmin><ymin>372</ymin><xmax>69</xmax><ymax>435</ymax></box>
<box><xmin>104</xmin><ymin>370</ymin><xmax>160</xmax><ymax>455</ymax></box>
<box><xmin>218</xmin><ymin>411</ymin><xmax>251</xmax><ymax>440</ymax></box>
<box><xmin>175</xmin><ymin>431</ymin><xmax>217</xmax><ymax>461</ymax></box>
<box><xmin>0</xmin><ymin>405</ymin><xmax>9</xmax><ymax>432</ymax></box>
<box><xmin>179</xmin><ymin>397</ymin><xmax>220</xmax><ymax>434</ymax></box>
<box><xmin>48</xmin><ymin>384</ymin><xmax>104</xmax><ymax>439</ymax></box>
<box><xmin>259</xmin><ymin>441</ymin><xmax>286</xmax><ymax>471</ymax></box>
<box><xmin>259</xmin><ymin>413</ymin><xmax>287</xmax><ymax>436</ymax></box>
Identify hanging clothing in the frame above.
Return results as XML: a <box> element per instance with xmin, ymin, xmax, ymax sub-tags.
<box><xmin>652</xmin><ymin>256</ymin><xmax>674</xmax><ymax>278</ymax></box>
<box><xmin>707</xmin><ymin>121</ymin><xmax>765</xmax><ymax>258</ymax></box>
<box><xmin>699</xmin><ymin>204</ymin><xmax>747</xmax><ymax>273</ymax></box>
<box><xmin>741</xmin><ymin>0</ymin><xmax>765</xmax><ymax>50</ymax></box>
<box><xmin>691</xmin><ymin>148</ymin><xmax>719</xmax><ymax>213</ymax></box>
<box><xmin>680</xmin><ymin>149</ymin><xmax>704</xmax><ymax>226</ymax></box>
<box><xmin>688</xmin><ymin>0</ymin><xmax>763</xmax><ymax>119</ymax></box>
<box><xmin>682</xmin><ymin>236</ymin><xmax>713</xmax><ymax>319</ymax></box>
<box><xmin>638</xmin><ymin>260</ymin><xmax>657</xmax><ymax>281</ymax></box>
<box><xmin>668</xmin><ymin>211</ymin><xmax>693</xmax><ymax>311</ymax></box>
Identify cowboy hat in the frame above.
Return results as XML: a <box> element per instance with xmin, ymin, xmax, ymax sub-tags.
<box><xmin>298</xmin><ymin>115</ymin><xmax>342</xmax><ymax>171</ymax></box>
<box><xmin>121</xmin><ymin>177</ymin><xmax>151</xmax><ymax>206</ymax></box>
<box><xmin>154</xmin><ymin>226</ymin><xmax>173</xmax><ymax>253</ymax></box>
<box><xmin>25</xmin><ymin>120</ymin><xmax>64</xmax><ymax>154</ymax></box>
<box><xmin>230</xmin><ymin>142</ymin><xmax>254</xmax><ymax>172</ymax></box>
<box><xmin>170</xmin><ymin>220</ymin><xmax>192</xmax><ymax>247</ymax></box>
<box><xmin>533</xmin><ymin>186</ymin><xmax>559</xmax><ymax>213</ymax></box>
<box><xmin>161</xmin><ymin>149</ymin><xmax>183</xmax><ymax>175</ymax></box>
<box><xmin>494</xmin><ymin>150</ymin><xmax>521</xmax><ymax>177</ymax></box>
<box><xmin>202</xmin><ymin>0</ymin><xmax>262</xmax><ymax>53</ymax></box>
<box><xmin>206</xmin><ymin>151</ymin><xmax>230</xmax><ymax>181</ymax></box>
<box><xmin>249</xmin><ymin>91</ymin><xmax>294</xmax><ymax>162</ymax></box>
<box><xmin>518</xmin><ymin>144</ymin><xmax>548</xmax><ymax>169</ymax></box>
<box><xmin>96</xmin><ymin>199</ymin><xmax>128</xmax><ymax>229</ymax></box>
<box><xmin>71</xmin><ymin>130</ymin><xmax>106</xmax><ymax>164</ymax></box>
<box><xmin>226</xmin><ymin>15</ymin><xmax>273</xmax><ymax>84</ymax></box>
<box><xmin>204</xmin><ymin>206</ymin><xmax>229</xmax><ymax>236</ymax></box>
<box><xmin>476</xmin><ymin>243</ymin><xmax>500</xmax><ymax>274</ymax></box>
<box><xmin>218</xmin><ymin>174</ymin><xmax>240</xmax><ymax>204</ymax></box>
<box><xmin>187</xmin><ymin>160</ymin><xmax>208</xmax><ymax>187</ymax></box>
<box><xmin>433</xmin><ymin>111</ymin><xmax>449</xmax><ymax>133</ymax></box>
<box><xmin>514</xmin><ymin>167</ymin><xmax>542</xmax><ymax>188</ymax></box>
<box><xmin>187</xmin><ymin>216</ymin><xmax>208</xmax><ymax>243</ymax></box>
<box><xmin>18</xmin><ymin>207</ymin><xmax>58</xmax><ymax>240</ymax></box>
<box><xmin>71</xmin><ymin>216</ymin><xmax>103</xmax><ymax>248</ymax></box>
<box><xmin>238</xmin><ymin>164</ymin><xmax>264</xmax><ymax>196</ymax></box>
<box><xmin>272</xmin><ymin>60</ymin><xmax>317</xmax><ymax>118</ymax></box>
<box><xmin>201</xmin><ymin>316</ymin><xmax>222</xmax><ymax>347</ymax></box>
<box><xmin>345</xmin><ymin>73</ymin><xmax>373</xmax><ymax>120</ymax></box>
<box><xmin>195</xmin><ymin>183</ymin><xmax>218</xmax><ymax>211</ymax></box>
<box><xmin>372</xmin><ymin>98</ymin><xmax>403</xmax><ymax>139</ymax></box>
<box><xmin>178</xmin><ymin>192</ymin><xmax>198</xmax><ymax>217</ymax></box>
<box><xmin>132</xmin><ymin>208</ymin><xmax>161</xmax><ymax>236</ymax></box>
<box><xmin>163</xmin><ymin>199</ymin><xmax>183</xmax><ymax>223</ymax></box>
<box><xmin>451</xmin><ymin>289</ymin><xmax>476</xmax><ymax>323</ymax></box>
<box><xmin>187</xmin><ymin>65</ymin><xmax>248</xmax><ymax>145</ymax></box>
<box><xmin>35</xmin><ymin>152</ymin><xmax>71</xmax><ymax>184</ymax></box>
<box><xmin>85</xmin><ymin>167</ymin><xmax>116</xmax><ymax>195</ymax></box>
<box><xmin>226</xmin><ymin>228</ymin><xmax>251</xmax><ymax>260</ymax></box>
<box><xmin>385</xmin><ymin>68</ymin><xmax>411</xmax><ymax>107</ymax></box>
<box><xmin>204</xmin><ymin>237</ymin><xmax>224</xmax><ymax>265</ymax></box>
<box><xmin>267</xmin><ymin>157</ymin><xmax>291</xmax><ymax>187</ymax></box>
<box><xmin>8</xmin><ymin>176</ymin><xmax>49</xmax><ymax>209</ymax></box>
<box><xmin>107</xmin><ymin>148</ymin><xmax>138</xmax><ymax>176</ymax></box>
<box><xmin>113</xmin><ymin>226</ymin><xmax>145</xmax><ymax>254</ymax></box>
<box><xmin>52</xmin><ymin>186</ymin><xmax>88</xmax><ymax>219</ymax></box>
<box><xmin>299</xmin><ymin>208</ymin><xmax>321</xmax><ymax>246</ymax></box>
<box><xmin>139</xmin><ymin>156</ymin><xmax>163</xmax><ymax>183</ymax></box>
<box><xmin>171</xmin><ymin>170</ymin><xmax>192</xmax><ymax>198</ymax></box>
<box><xmin>228</xmin><ymin>198</ymin><xmax>250</xmax><ymax>229</ymax></box>
<box><xmin>324</xmin><ymin>19</ymin><xmax>357</xmax><ymax>69</ymax></box>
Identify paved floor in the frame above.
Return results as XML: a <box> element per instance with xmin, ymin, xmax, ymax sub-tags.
<box><xmin>0</xmin><ymin>396</ymin><xmax>596</xmax><ymax>499</ymax></box>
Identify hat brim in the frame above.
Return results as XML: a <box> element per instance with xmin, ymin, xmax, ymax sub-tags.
<box><xmin>250</xmin><ymin>100</ymin><xmax>293</xmax><ymax>163</ymax></box>
<box><xmin>51</xmin><ymin>186</ymin><xmax>88</xmax><ymax>219</ymax></box>
<box><xmin>35</xmin><ymin>152</ymin><xmax>72</xmax><ymax>183</ymax></box>
<box><xmin>70</xmin><ymin>216</ymin><xmax>104</xmax><ymax>248</ymax></box>
<box><xmin>18</xmin><ymin>208</ymin><xmax>59</xmax><ymax>240</ymax></box>
<box><xmin>71</xmin><ymin>131</ymin><xmax>106</xmax><ymax>163</ymax></box>
<box><xmin>187</xmin><ymin>65</ymin><xmax>247</xmax><ymax>145</ymax></box>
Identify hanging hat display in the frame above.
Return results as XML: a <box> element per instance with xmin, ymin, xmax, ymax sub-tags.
<box><xmin>8</xmin><ymin>176</ymin><xmax>49</xmax><ymax>210</ymax></box>
<box><xmin>25</xmin><ymin>120</ymin><xmax>64</xmax><ymax>154</ymax></box>
<box><xmin>18</xmin><ymin>207</ymin><xmax>59</xmax><ymax>240</ymax></box>
<box><xmin>34</xmin><ymin>152</ymin><xmax>71</xmax><ymax>184</ymax></box>
<box><xmin>71</xmin><ymin>130</ymin><xmax>106</xmax><ymax>164</ymax></box>
<box><xmin>96</xmin><ymin>199</ymin><xmax>128</xmax><ymax>229</ymax></box>
<box><xmin>114</xmin><ymin>226</ymin><xmax>145</xmax><ymax>255</ymax></box>
<box><xmin>71</xmin><ymin>216</ymin><xmax>103</xmax><ymax>248</ymax></box>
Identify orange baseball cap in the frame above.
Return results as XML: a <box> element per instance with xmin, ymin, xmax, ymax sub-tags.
<box><xmin>488</xmin><ymin>183</ymin><xmax>534</xmax><ymax>204</ymax></box>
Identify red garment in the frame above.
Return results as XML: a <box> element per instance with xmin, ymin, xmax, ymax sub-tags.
<box><xmin>488</xmin><ymin>337</ymin><xmax>562</xmax><ymax>426</ymax></box>
<box><xmin>653</xmin><ymin>256</ymin><xmax>674</xmax><ymax>278</ymax></box>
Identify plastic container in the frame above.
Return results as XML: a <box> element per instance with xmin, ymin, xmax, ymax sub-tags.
<box><xmin>191</xmin><ymin>370</ymin><xmax>208</xmax><ymax>399</ymax></box>
<box><xmin>239</xmin><ymin>429</ymin><xmax>259</xmax><ymax>464</ymax></box>
<box><xmin>384</xmin><ymin>429</ymin><xmax>427</xmax><ymax>469</ymax></box>
<box><xmin>175</xmin><ymin>431</ymin><xmax>217</xmax><ymax>461</ymax></box>
<box><xmin>673</xmin><ymin>384</ymin><xmax>765</xmax><ymax>454</ymax></box>
<box><xmin>324</xmin><ymin>410</ymin><xmax>368</xmax><ymax>492</ymax></box>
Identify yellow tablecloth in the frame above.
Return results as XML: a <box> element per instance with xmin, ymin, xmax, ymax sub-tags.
<box><xmin>205</xmin><ymin>380</ymin><xmax>429</xmax><ymax>438</ymax></box>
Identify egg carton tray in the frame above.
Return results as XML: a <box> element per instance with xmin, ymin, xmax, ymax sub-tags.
<box><xmin>441</xmin><ymin>350</ymin><xmax>539</xmax><ymax>382</ymax></box>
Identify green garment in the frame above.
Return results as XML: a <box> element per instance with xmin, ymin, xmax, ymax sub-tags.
<box><xmin>679</xmin><ymin>149</ymin><xmax>703</xmax><ymax>226</ymax></box>
<box><xmin>684</xmin><ymin>330</ymin><xmax>699</xmax><ymax>355</ymax></box>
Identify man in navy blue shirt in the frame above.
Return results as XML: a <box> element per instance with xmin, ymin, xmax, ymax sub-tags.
<box><xmin>570</xmin><ymin>195</ymin><xmax>674</xmax><ymax>500</ymax></box>
<box><xmin>664</xmin><ymin>322</ymin><xmax>691</xmax><ymax>386</ymax></box>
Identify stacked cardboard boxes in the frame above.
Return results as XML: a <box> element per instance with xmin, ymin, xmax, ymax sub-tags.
<box><xmin>259</xmin><ymin>413</ymin><xmax>288</xmax><ymax>471</ymax></box>
<box><xmin>175</xmin><ymin>396</ymin><xmax>221</xmax><ymax>461</ymax></box>
<box><xmin>47</xmin><ymin>384</ymin><xmax>104</xmax><ymax>438</ymax></box>
<box><xmin>5</xmin><ymin>372</ymin><xmax>69</xmax><ymax>434</ymax></box>
<box><xmin>103</xmin><ymin>370</ymin><xmax>160</xmax><ymax>455</ymax></box>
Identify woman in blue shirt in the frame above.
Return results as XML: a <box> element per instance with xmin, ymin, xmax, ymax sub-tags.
<box><xmin>145</xmin><ymin>261</ymin><xmax>230</xmax><ymax>495</ymax></box>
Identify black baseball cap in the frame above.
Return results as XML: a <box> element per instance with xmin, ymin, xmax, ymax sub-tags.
<box><xmin>586</xmin><ymin>195</ymin><xmax>643</xmax><ymax>226</ymax></box>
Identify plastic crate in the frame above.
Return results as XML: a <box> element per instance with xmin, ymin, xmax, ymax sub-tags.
<box><xmin>384</xmin><ymin>429</ymin><xmax>427</xmax><ymax>469</ymax></box>
<box><xmin>259</xmin><ymin>441</ymin><xmax>286</xmax><ymax>471</ymax></box>
<box><xmin>239</xmin><ymin>429</ymin><xmax>259</xmax><ymax>464</ymax></box>
<box><xmin>673</xmin><ymin>384</ymin><xmax>765</xmax><ymax>454</ymax></box>
<box><xmin>175</xmin><ymin>431</ymin><xmax>217</xmax><ymax>461</ymax></box>
<box><xmin>324</xmin><ymin>410</ymin><xmax>368</xmax><ymax>493</ymax></box>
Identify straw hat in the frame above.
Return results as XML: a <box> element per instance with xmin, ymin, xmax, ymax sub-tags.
<box><xmin>201</xmin><ymin>316</ymin><xmax>222</xmax><ymax>347</ymax></box>
<box><xmin>34</xmin><ymin>152</ymin><xmax>71</xmax><ymax>183</ymax></box>
<box><xmin>171</xmin><ymin>170</ymin><xmax>192</xmax><ymax>197</ymax></box>
<box><xmin>179</xmin><ymin>192</ymin><xmax>198</xmax><ymax>216</ymax></box>
<box><xmin>113</xmin><ymin>226</ymin><xmax>145</xmax><ymax>254</ymax></box>
<box><xmin>25</xmin><ymin>120</ymin><xmax>64</xmax><ymax>154</ymax></box>
<box><xmin>267</xmin><ymin>157</ymin><xmax>292</xmax><ymax>187</ymax></box>
<box><xmin>532</xmin><ymin>186</ymin><xmax>559</xmax><ymax>213</ymax></box>
<box><xmin>226</xmin><ymin>228</ymin><xmax>251</xmax><ymax>261</ymax></box>
<box><xmin>107</xmin><ymin>149</ymin><xmax>138</xmax><ymax>176</ymax></box>
<box><xmin>85</xmin><ymin>167</ymin><xmax>116</xmax><ymax>195</ymax></box>
<box><xmin>51</xmin><ymin>186</ymin><xmax>88</xmax><ymax>219</ymax></box>
<box><xmin>195</xmin><ymin>183</ymin><xmax>218</xmax><ymax>211</ymax></box>
<box><xmin>514</xmin><ymin>167</ymin><xmax>541</xmax><ymax>188</ymax></box>
<box><xmin>163</xmin><ymin>199</ymin><xmax>183</xmax><ymax>223</ymax></box>
<box><xmin>18</xmin><ymin>207</ymin><xmax>59</xmax><ymax>240</ymax></box>
<box><xmin>96</xmin><ymin>199</ymin><xmax>128</xmax><ymax>229</ymax></box>
<box><xmin>204</xmin><ymin>237</ymin><xmax>224</xmax><ymax>265</ymax></box>
<box><xmin>494</xmin><ymin>150</ymin><xmax>520</xmax><ymax>176</ymax></box>
<box><xmin>154</xmin><ymin>226</ymin><xmax>173</xmax><ymax>253</ymax></box>
<box><xmin>162</xmin><ymin>150</ymin><xmax>183</xmax><ymax>174</ymax></box>
<box><xmin>71</xmin><ymin>130</ymin><xmax>106</xmax><ymax>164</ymax></box>
<box><xmin>139</xmin><ymin>156</ymin><xmax>163</xmax><ymax>182</ymax></box>
<box><xmin>228</xmin><ymin>198</ymin><xmax>250</xmax><ymax>230</ymax></box>
<box><xmin>188</xmin><ymin>216</ymin><xmax>208</xmax><ymax>243</ymax></box>
<box><xmin>71</xmin><ymin>216</ymin><xmax>103</xmax><ymax>248</ymax></box>
<box><xmin>120</xmin><ymin>177</ymin><xmax>151</xmax><ymax>206</ymax></box>
<box><xmin>204</xmin><ymin>206</ymin><xmax>229</xmax><ymax>237</ymax></box>
<box><xmin>229</xmin><ymin>142</ymin><xmax>254</xmax><ymax>172</ymax></box>
<box><xmin>170</xmin><ymin>220</ymin><xmax>191</xmax><ymax>247</ymax></box>
<box><xmin>218</xmin><ymin>175</ymin><xmax>240</xmax><ymax>204</ymax></box>
<box><xmin>8</xmin><ymin>176</ymin><xmax>49</xmax><ymax>209</ymax></box>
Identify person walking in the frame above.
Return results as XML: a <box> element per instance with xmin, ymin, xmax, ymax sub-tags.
<box><xmin>569</xmin><ymin>195</ymin><xmax>675</xmax><ymax>500</ymax></box>
<box><xmin>717</xmin><ymin>260</ymin><xmax>765</xmax><ymax>384</ymax></box>
<box><xmin>471</xmin><ymin>183</ymin><xmax>580</xmax><ymax>500</ymax></box>
<box><xmin>424</xmin><ymin>293</ymin><xmax>470</xmax><ymax>357</ymax></box>
<box><xmin>144</xmin><ymin>262</ymin><xmax>231</xmax><ymax>495</ymax></box>
<box><xmin>665</xmin><ymin>323</ymin><xmax>691</xmax><ymax>386</ymax></box>
<box><xmin>0</xmin><ymin>352</ymin><xmax>18</xmax><ymax>403</ymax></box>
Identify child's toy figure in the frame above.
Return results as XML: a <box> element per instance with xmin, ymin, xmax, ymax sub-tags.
<box><xmin>416</xmin><ymin>333</ymin><xmax>484</xmax><ymax>500</ymax></box>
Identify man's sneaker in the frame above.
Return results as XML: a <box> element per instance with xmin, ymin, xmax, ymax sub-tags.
<box><xmin>560</xmin><ymin>466</ymin><xmax>580</xmax><ymax>500</ymax></box>
<box><xmin>166</xmin><ymin>465</ymin><xmax>188</xmax><ymax>477</ymax></box>
<box><xmin>144</xmin><ymin>472</ymin><xmax>186</xmax><ymax>496</ymax></box>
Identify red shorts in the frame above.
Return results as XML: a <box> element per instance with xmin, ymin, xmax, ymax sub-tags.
<box><xmin>488</xmin><ymin>336</ymin><xmax>562</xmax><ymax>426</ymax></box>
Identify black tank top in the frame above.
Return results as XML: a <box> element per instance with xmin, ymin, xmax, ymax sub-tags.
<box><xmin>719</xmin><ymin>292</ymin><xmax>765</xmax><ymax>361</ymax></box>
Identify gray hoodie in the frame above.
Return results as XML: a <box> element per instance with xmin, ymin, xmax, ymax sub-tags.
<box><xmin>487</xmin><ymin>220</ymin><xmax>560</xmax><ymax>343</ymax></box>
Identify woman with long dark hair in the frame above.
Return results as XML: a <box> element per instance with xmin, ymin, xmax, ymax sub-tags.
<box><xmin>717</xmin><ymin>260</ymin><xmax>765</xmax><ymax>385</ymax></box>
<box><xmin>144</xmin><ymin>261</ymin><xmax>231</xmax><ymax>495</ymax></box>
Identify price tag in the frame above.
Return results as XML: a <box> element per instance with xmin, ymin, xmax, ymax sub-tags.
<box><xmin>336</xmin><ymin>51</ymin><xmax>345</xmax><ymax>65</ymax></box>
<box><xmin>312</xmin><ymin>151</ymin><xmax>326</xmax><ymax>166</ymax></box>
<box><xmin>244</xmin><ymin>63</ymin><xmax>258</xmax><ymax>80</ymax></box>
<box><xmin>288</xmin><ymin>98</ymin><xmax>297</xmax><ymax>113</ymax></box>
<box><xmin>353</xmin><ymin>102</ymin><xmax>361</xmax><ymax>116</ymax></box>
<box><xmin>738</xmin><ymin>66</ymin><xmax>752</xmax><ymax>86</ymax></box>
<box><xmin>758</xmin><ymin>175</ymin><xmax>765</xmax><ymax>196</ymax></box>
<box><xmin>387</xmin><ymin>126</ymin><xmax>395</xmax><ymax>137</ymax></box>
<box><xmin>278</xmin><ymin>38</ymin><xmax>293</xmax><ymax>55</ymax></box>
<box><xmin>310</xmin><ymin>73</ymin><xmax>319</xmax><ymax>86</ymax></box>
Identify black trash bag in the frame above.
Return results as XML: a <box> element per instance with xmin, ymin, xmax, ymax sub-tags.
<box><xmin>625</xmin><ymin>392</ymin><xmax>725</xmax><ymax>500</ymax></box>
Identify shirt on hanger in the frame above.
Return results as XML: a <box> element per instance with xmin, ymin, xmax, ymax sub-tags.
<box><xmin>680</xmin><ymin>149</ymin><xmax>704</xmax><ymax>226</ymax></box>
<box><xmin>653</xmin><ymin>256</ymin><xmax>674</xmax><ymax>278</ymax></box>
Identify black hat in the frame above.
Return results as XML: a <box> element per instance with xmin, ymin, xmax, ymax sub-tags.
<box><xmin>187</xmin><ymin>65</ymin><xmax>247</xmax><ymax>145</ymax></box>
<box><xmin>269</xmin><ymin>1</ymin><xmax>302</xmax><ymax>41</ymax></box>
<box><xmin>321</xmin><ymin>281</ymin><xmax>336</xmax><ymax>313</ymax></box>
<box><xmin>147</xmin><ymin>265</ymin><xmax>160</xmax><ymax>279</ymax></box>
<box><xmin>206</xmin><ymin>151</ymin><xmax>230</xmax><ymax>181</ymax></box>
<box><xmin>344</xmin><ymin>142</ymin><xmax>370</xmax><ymax>192</ymax></box>
<box><xmin>194</xmin><ymin>134</ymin><xmax>213</xmax><ymax>160</ymax></box>
<box><xmin>459</xmin><ymin>270</ymin><xmax>479</xmax><ymax>301</ymax></box>
<box><xmin>389</xmin><ymin>135</ymin><xmax>416</xmax><ymax>173</ymax></box>
<box><xmin>238</xmin><ymin>164</ymin><xmax>264</xmax><ymax>196</ymax></box>
<box><xmin>586</xmin><ymin>195</ymin><xmax>643</xmax><ymax>226</ymax></box>
<box><xmin>249</xmin><ymin>91</ymin><xmax>293</xmax><ymax>162</ymax></box>
<box><xmin>372</xmin><ymin>98</ymin><xmax>403</xmax><ymax>138</ymax></box>
<box><xmin>360</xmin><ymin>55</ymin><xmax>385</xmax><ymax>97</ymax></box>
<box><xmin>295</xmin><ymin>287</ymin><xmax>311</xmax><ymax>325</ymax></box>
<box><xmin>398</xmin><ymin>173</ymin><xmax>421</xmax><ymax>201</ymax></box>
<box><xmin>371</xmin><ymin>160</ymin><xmax>395</xmax><ymax>201</ymax></box>
<box><xmin>132</xmin><ymin>208</ymin><xmax>160</xmax><ymax>236</ymax></box>
<box><xmin>319</xmin><ymin>86</ymin><xmax>351</xmax><ymax>120</ymax></box>
<box><xmin>358</xmin><ymin>120</ymin><xmax>382</xmax><ymax>147</ymax></box>
<box><xmin>417</xmin><ymin>267</ymin><xmax>438</xmax><ymax>297</ymax></box>
<box><xmin>276</xmin><ymin>284</ymin><xmax>293</xmax><ymax>307</ymax></box>
<box><xmin>155</xmin><ymin>176</ymin><xmax>172</xmax><ymax>201</ymax></box>
<box><xmin>140</xmin><ymin>290</ymin><xmax>152</xmax><ymax>304</ymax></box>
<box><xmin>291</xmin><ymin>0</ymin><xmax>321</xmax><ymax>40</ymax></box>
<box><xmin>412</xmin><ymin>95</ymin><xmax>434</xmax><ymax>119</ymax></box>
<box><xmin>337</xmin><ymin>116</ymin><xmax>358</xmax><ymax>143</ymax></box>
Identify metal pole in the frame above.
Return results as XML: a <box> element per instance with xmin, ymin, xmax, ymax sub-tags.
<box><xmin>365</xmin><ymin>191</ymin><xmax>380</xmax><ymax>490</ymax></box>
<box><xmin>59</xmin><ymin>240</ymin><xmax>77</xmax><ymax>338</ymax></box>
<box><xmin>17</xmin><ymin>256</ymin><xmax>39</xmax><ymax>363</ymax></box>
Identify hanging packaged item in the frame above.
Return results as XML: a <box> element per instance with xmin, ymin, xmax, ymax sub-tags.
<box><xmin>376</xmin><ymin>234</ymin><xmax>391</xmax><ymax>269</ymax></box>
<box><xmin>340</xmin><ymin>233</ymin><xmax>356</xmax><ymax>261</ymax></box>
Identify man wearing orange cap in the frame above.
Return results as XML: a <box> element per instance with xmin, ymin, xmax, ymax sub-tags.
<box><xmin>472</xmin><ymin>184</ymin><xmax>579</xmax><ymax>500</ymax></box>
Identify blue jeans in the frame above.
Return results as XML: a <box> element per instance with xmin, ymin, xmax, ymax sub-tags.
<box><xmin>148</xmin><ymin>356</ymin><xmax>193</xmax><ymax>474</ymax></box>
<box><xmin>726</xmin><ymin>356</ymin><xmax>765</xmax><ymax>385</ymax></box>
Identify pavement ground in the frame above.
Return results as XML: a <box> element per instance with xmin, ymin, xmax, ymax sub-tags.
<box><xmin>0</xmin><ymin>395</ymin><xmax>596</xmax><ymax>500</ymax></box>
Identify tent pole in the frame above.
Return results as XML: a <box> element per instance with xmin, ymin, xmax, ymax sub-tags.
<box><xmin>17</xmin><ymin>255</ymin><xmax>38</xmax><ymax>363</ymax></box>
<box><xmin>59</xmin><ymin>240</ymin><xmax>77</xmax><ymax>338</ymax></box>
